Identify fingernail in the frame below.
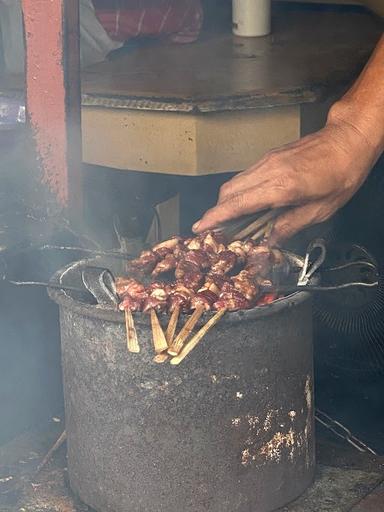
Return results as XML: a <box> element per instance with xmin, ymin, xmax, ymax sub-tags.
<box><xmin>192</xmin><ymin>221</ymin><xmax>201</xmax><ymax>232</ymax></box>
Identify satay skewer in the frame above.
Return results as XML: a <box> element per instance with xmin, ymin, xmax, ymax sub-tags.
<box><xmin>150</xmin><ymin>309</ymin><xmax>168</xmax><ymax>354</ymax></box>
<box><xmin>233</xmin><ymin>209</ymin><xmax>282</xmax><ymax>241</ymax></box>
<box><xmin>153</xmin><ymin>352</ymin><xmax>169</xmax><ymax>364</ymax></box>
<box><xmin>264</xmin><ymin>220</ymin><xmax>275</xmax><ymax>239</ymax></box>
<box><xmin>125</xmin><ymin>309</ymin><xmax>140</xmax><ymax>353</ymax></box>
<box><xmin>251</xmin><ymin>219</ymin><xmax>275</xmax><ymax>242</ymax></box>
<box><xmin>167</xmin><ymin>305</ymin><xmax>205</xmax><ymax>356</ymax></box>
<box><xmin>251</xmin><ymin>226</ymin><xmax>268</xmax><ymax>242</ymax></box>
<box><xmin>166</xmin><ymin>305</ymin><xmax>180</xmax><ymax>344</ymax></box>
<box><xmin>171</xmin><ymin>308</ymin><xmax>227</xmax><ymax>365</ymax></box>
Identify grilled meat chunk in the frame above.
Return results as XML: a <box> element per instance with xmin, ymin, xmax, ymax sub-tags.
<box><xmin>231</xmin><ymin>270</ymin><xmax>259</xmax><ymax>301</ymax></box>
<box><xmin>183</xmin><ymin>237</ymin><xmax>202</xmax><ymax>251</ymax></box>
<box><xmin>141</xmin><ymin>282</ymin><xmax>170</xmax><ymax>313</ymax></box>
<box><xmin>191</xmin><ymin>290</ymin><xmax>218</xmax><ymax>311</ymax></box>
<box><xmin>183</xmin><ymin>249</ymin><xmax>211</xmax><ymax>270</ymax></box>
<box><xmin>119</xmin><ymin>295</ymin><xmax>143</xmax><ymax>312</ymax></box>
<box><xmin>115</xmin><ymin>277</ymin><xmax>147</xmax><ymax>300</ymax></box>
<box><xmin>129</xmin><ymin>250</ymin><xmax>159</xmax><ymax>274</ymax></box>
<box><xmin>201</xmin><ymin>232</ymin><xmax>226</xmax><ymax>254</ymax></box>
<box><xmin>227</xmin><ymin>241</ymin><xmax>247</xmax><ymax>263</ymax></box>
<box><xmin>152</xmin><ymin>237</ymin><xmax>182</xmax><ymax>258</ymax></box>
<box><xmin>214</xmin><ymin>290</ymin><xmax>252</xmax><ymax>311</ymax></box>
<box><xmin>210</xmin><ymin>250</ymin><xmax>237</xmax><ymax>275</ymax></box>
<box><xmin>151</xmin><ymin>252</ymin><xmax>178</xmax><ymax>277</ymax></box>
<box><xmin>179</xmin><ymin>272</ymin><xmax>204</xmax><ymax>292</ymax></box>
<box><xmin>175</xmin><ymin>259</ymin><xmax>200</xmax><ymax>279</ymax></box>
<box><xmin>245</xmin><ymin>244</ymin><xmax>272</xmax><ymax>277</ymax></box>
<box><xmin>168</xmin><ymin>285</ymin><xmax>194</xmax><ymax>312</ymax></box>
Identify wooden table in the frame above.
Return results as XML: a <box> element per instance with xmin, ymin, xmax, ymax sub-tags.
<box><xmin>79</xmin><ymin>3</ymin><xmax>382</xmax><ymax>175</ymax></box>
<box><xmin>1</xmin><ymin>3</ymin><xmax>382</xmax><ymax>176</ymax></box>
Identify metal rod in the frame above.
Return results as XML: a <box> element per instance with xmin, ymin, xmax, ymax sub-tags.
<box><xmin>322</xmin><ymin>260</ymin><xmax>377</xmax><ymax>272</ymax></box>
<box><xmin>263</xmin><ymin>282</ymin><xmax>379</xmax><ymax>293</ymax></box>
<box><xmin>38</xmin><ymin>245</ymin><xmax>134</xmax><ymax>261</ymax></box>
<box><xmin>9</xmin><ymin>280</ymin><xmax>87</xmax><ymax>294</ymax></box>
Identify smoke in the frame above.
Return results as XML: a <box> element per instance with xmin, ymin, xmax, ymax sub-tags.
<box><xmin>0</xmin><ymin>126</ymin><xmax>66</xmax><ymax>446</ymax></box>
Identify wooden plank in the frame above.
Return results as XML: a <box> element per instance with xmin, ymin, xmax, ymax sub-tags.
<box><xmin>82</xmin><ymin>105</ymin><xmax>300</xmax><ymax>175</ymax></box>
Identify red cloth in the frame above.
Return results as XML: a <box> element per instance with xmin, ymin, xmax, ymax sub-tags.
<box><xmin>93</xmin><ymin>0</ymin><xmax>203</xmax><ymax>44</ymax></box>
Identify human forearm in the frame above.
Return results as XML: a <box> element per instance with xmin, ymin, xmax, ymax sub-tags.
<box><xmin>328</xmin><ymin>35</ymin><xmax>384</xmax><ymax>156</ymax></box>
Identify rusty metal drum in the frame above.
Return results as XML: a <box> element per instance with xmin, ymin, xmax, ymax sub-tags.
<box><xmin>49</xmin><ymin>257</ymin><xmax>315</xmax><ymax>512</ymax></box>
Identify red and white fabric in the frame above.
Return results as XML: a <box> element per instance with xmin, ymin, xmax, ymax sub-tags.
<box><xmin>92</xmin><ymin>0</ymin><xmax>203</xmax><ymax>44</ymax></box>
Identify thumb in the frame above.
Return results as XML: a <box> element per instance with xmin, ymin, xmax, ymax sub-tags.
<box><xmin>269</xmin><ymin>203</ymin><xmax>327</xmax><ymax>245</ymax></box>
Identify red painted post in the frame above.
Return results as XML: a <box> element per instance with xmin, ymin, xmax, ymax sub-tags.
<box><xmin>21</xmin><ymin>0</ymin><xmax>82</xmax><ymax>217</ymax></box>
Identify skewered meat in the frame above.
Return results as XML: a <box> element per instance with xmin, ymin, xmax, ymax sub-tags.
<box><xmin>152</xmin><ymin>236</ymin><xmax>182</xmax><ymax>256</ymax></box>
<box><xmin>152</xmin><ymin>244</ymin><xmax>211</xmax><ymax>278</ymax></box>
<box><xmin>118</xmin><ymin>231</ymin><xmax>288</xmax><ymax>315</ymax></box>
<box><xmin>245</xmin><ymin>244</ymin><xmax>272</xmax><ymax>277</ymax></box>
<box><xmin>117</xmin><ymin>277</ymin><xmax>147</xmax><ymax>312</ymax></box>
<box><xmin>142</xmin><ymin>282</ymin><xmax>170</xmax><ymax>313</ymax></box>
<box><xmin>227</xmin><ymin>241</ymin><xmax>247</xmax><ymax>263</ymax></box>
<box><xmin>210</xmin><ymin>250</ymin><xmax>237</xmax><ymax>275</ymax></box>
<box><xmin>115</xmin><ymin>277</ymin><xmax>147</xmax><ymax>299</ymax></box>
<box><xmin>168</xmin><ymin>284</ymin><xmax>194</xmax><ymax>312</ymax></box>
<box><xmin>115</xmin><ymin>277</ymin><xmax>145</xmax><ymax>297</ymax></box>
<box><xmin>204</xmin><ymin>273</ymin><xmax>231</xmax><ymax>288</ymax></box>
<box><xmin>175</xmin><ymin>259</ymin><xmax>200</xmax><ymax>280</ymax></box>
<box><xmin>231</xmin><ymin>270</ymin><xmax>259</xmax><ymax>301</ymax></box>
<box><xmin>179</xmin><ymin>272</ymin><xmax>204</xmax><ymax>292</ymax></box>
<box><xmin>191</xmin><ymin>290</ymin><xmax>218</xmax><ymax>311</ymax></box>
<box><xmin>129</xmin><ymin>232</ymin><xmax>240</xmax><ymax>277</ymax></box>
<box><xmin>242</xmin><ymin>240</ymin><xmax>256</xmax><ymax>253</ymax></box>
<box><xmin>201</xmin><ymin>273</ymin><xmax>232</xmax><ymax>295</ymax></box>
<box><xmin>214</xmin><ymin>290</ymin><xmax>251</xmax><ymax>311</ymax></box>
<box><xmin>119</xmin><ymin>295</ymin><xmax>143</xmax><ymax>312</ymax></box>
<box><xmin>201</xmin><ymin>232</ymin><xmax>226</xmax><ymax>254</ymax></box>
<box><xmin>183</xmin><ymin>237</ymin><xmax>202</xmax><ymax>250</ymax></box>
<box><xmin>129</xmin><ymin>250</ymin><xmax>158</xmax><ymax>274</ymax></box>
<box><xmin>152</xmin><ymin>252</ymin><xmax>178</xmax><ymax>277</ymax></box>
<box><xmin>183</xmin><ymin>249</ymin><xmax>211</xmax><ymax>270</ymax></box>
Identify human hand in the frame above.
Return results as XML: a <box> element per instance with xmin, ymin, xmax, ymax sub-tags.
<box><xmin>193</xmin><ymin>111</ymin><xmax>381</xmax><ymax>244</ymax></box>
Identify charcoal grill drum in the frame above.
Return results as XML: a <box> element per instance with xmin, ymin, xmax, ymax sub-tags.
<box><xmin>49</xmin><ymin>255</ymin><xmax>315</xmax><ymax>512</ymax></box>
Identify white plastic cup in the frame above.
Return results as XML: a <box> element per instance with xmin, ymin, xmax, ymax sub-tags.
<box><xmin>232</xmin><ymin>0</ymin><xmax>271</xmax><ymax>37</ymax></box>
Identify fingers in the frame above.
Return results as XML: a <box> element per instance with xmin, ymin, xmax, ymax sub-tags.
<box><xmin>269</xmin><ymin>202</ymin><xmax>334</xmax><ymax>245</ymax></box>
<box><xmin>217</xmin><ymin>154</ymin><xmax>282</xmax><ymax>204</ymax></box>
<box><xmin>193</xmin><ymin>181</ymin><xmax>299</xmax><ymax>233</ymax></box>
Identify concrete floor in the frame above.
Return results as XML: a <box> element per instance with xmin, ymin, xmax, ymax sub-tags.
<box><xmin>0</xmin><ymin>420</ymin><xmax>383</xmax><ymax>512</ymax></box>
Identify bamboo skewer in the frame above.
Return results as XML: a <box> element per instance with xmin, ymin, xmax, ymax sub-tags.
<box><xmin>125</xmin><ymin>309</ymin><xmax>140</xmax><ymax>353</ymax></box>
<box><xmin>250</xmin><ymin>225</ymin><xmax>269</xmax><ymax>242</ymax></box>
<box><xmin>150</xmin><ymin>309</ymin><xmax>169</xmax><ymax>354</ymax></box>
<box><xmin>251</xmin><ymin>219</ymin><xmax>276</xmax><ymax>242</ymax></box>
<box><xmin>232</xmin><ymin>209</ymin><xmax>282</xmax><ymax>241</ymax></box>
<box><xmin>153</xmin><ymin>352</ymin><xmax>169</xmax><ymax>364</ymax></box>
<box><xmin>264</xmin><ymin>220</ymin><xmax>275</xmax><ymax>239</ymax></box>
<box><xmin>166</xmin><ymin>305</ymin><xmax>180</xmax><ymax>345</ymax></box>
<box><xmin>35</xmin><ymin>430</ymin><xmax>67</xmax><ymax>475</ymax></box>
<box><xmin>167</xmin><ymin>305</ymin><xmax>205</xmax><ymax>356</ymax></box>
<box><xmin>171</xmin><ymin>309</ymin><xmax>227</xmax><ymax>365</ymax></box>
